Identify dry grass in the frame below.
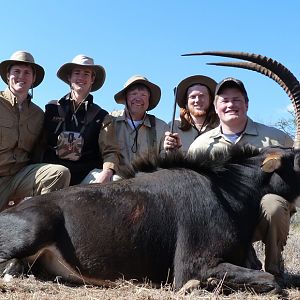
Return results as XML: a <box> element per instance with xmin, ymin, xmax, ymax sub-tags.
<box><xmin>0</xmin><ymin>278</ymin><xmax>292</xmax><ymax>300</ymax></box>
<box><xmin>0</xmin><ymin>220</ymin><xmax>300</xmax><ymax>299</ymax></box>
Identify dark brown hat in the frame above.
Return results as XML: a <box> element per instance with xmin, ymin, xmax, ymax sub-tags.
<box><xmin>215</xmin><ymin>77</ymin><xmax>249</xmax><ymax>101</ymax></box>
<box><xmin>176</xmin><ymin>75</ymin><xmax>217</xmax><ymax>108</ymax></box>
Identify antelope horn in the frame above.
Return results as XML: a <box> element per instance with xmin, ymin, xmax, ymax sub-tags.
<box><xmin>207</xmin><ymin>61</ymin><xmax>293</xmax><ymax>99</ymax></box>
<box><xmin>182</xmin><ymin>51</ymin><xmax>300</xmax><ymax>149</ymax></box>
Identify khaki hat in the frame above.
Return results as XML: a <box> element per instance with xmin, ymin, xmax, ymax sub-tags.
<box><xmin>215</xmin><ymin>77</ymin><xmax>249</xmax><ymax>102</ymax></box>
<box><xmin>176</xmin><ymin>75</ymin><xmax>217</xmax><ymax>108</ymax></box>
<box><xmin>0</xmin><ymin>51</ymin><xmax>45</xmax><ymax>87</ymax></box>
<box><xmin>114</xmin><ymin>75</ymin><xmax>161</xmax><ymax>111</ymax></box>
<box><xmin>57</xmin><ymin>55</ymin><xmax>106</xmax><ymax>92</ymax></box>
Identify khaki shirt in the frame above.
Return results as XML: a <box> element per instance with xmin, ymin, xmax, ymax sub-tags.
<box><xmin>99</xmin><ymin>114</ymin><xmax>120</xmax><ymax>171</ymax></box>
<box><xmin>0</xmin><ymin>88</ymin><xmax>44</xmax><ymax>176</ymax></box>
<box><xmin>170</xmin><ymin>119</ymin><xmax>216</xmax><ymax>154</ymax></box>
<box><xmin>188</xmin><ymin>117</ymin><xmax>293</xmax><ymax>156</ymax></box>
<box><xmin>110</xmin><ymin>110</ymin><xmax>170</xmax><ymax>168</ymax></box>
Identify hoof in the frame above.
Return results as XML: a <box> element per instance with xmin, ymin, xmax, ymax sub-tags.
<box><xmin>177</xmin><ymin>279</ymin><xmax>201</xmax><ymax>295</ymax></box>
<box><xmin>1</xmin><ymin>259</ymin><xmax>26</xmax><ymax>277</ymax></box>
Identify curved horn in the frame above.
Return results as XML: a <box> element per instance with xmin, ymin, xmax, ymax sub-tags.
<box><xmin>183</xmin><ymin>51</ymin><xmax>300</xmax><ymax>149</ymax></box>
<box><xmin>207</xmin><ymin>61</ymin><xmax>293</xmax><ymax>99</ymax></box>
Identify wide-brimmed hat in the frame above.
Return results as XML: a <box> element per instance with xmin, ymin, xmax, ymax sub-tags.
<box><xmin>57</xmin><ymin>55</ymin><xmax>106</xmax><ymax>92</ymax></box>
<box><xmin>114</xmin><ymin>75</ymin><xmax>161</xmax><ymax>111</ymax></box>
<box><xmin>176</xmin><ymin>75</ymin><xmax>217</xmax><ymax>108</ymax></box>
<box><xmin>215</xmin><ymin>77</ymin><xmax>249</xmax><ymax>102</ymax></box>
<box><xmin>0</xmin><ymin>51</ymin><xmax>45</xmax><ymax>87</ymax></box>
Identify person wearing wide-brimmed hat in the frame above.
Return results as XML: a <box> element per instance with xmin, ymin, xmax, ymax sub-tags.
<box><xmin>164</xmin><ymin>75</ymin><xmax>219</xmax><ymax>153</ymax></box>
<box><xmin>114</xmin><ymin>75</ymin><xmax>169</xmax><ymax>167</ymax></box>
<box><xmin>43</xmin><ymin>55</ymin><xmax>119</xmax><ymax>185</ymax></box>
<box><xmin>188</xmin><ymin>77</ymin><xmax>295</xmax><ymax>279</ymax></box>
<box><xmin>0</xmin><ymin>50</ymin><xmax>71</xmax><ymax>210</ymax></box>
<box><xmin>83</xmin><ymin>75</ymin><xmax>169</xmax><ymax>182</ymax></box>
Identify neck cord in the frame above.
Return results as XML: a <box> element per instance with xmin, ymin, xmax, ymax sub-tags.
<box><xmin>189</xmin><ymin>111</ymin><xmax>208</xmax><ymax>139</ymax></box>
<box><xmin>70</xmin><ymin>93</ymin><xmax>89</xmax><ymax>127</ymax></box>
<box><xmin>126</xmin><ymin>109</ymin><xmax>146</xmax><ymax>153</ymax></box>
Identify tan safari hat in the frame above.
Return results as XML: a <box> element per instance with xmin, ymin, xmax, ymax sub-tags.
<box><xmin>176</xmin><ymin>75</ymin><xmax>217</xmax><ymax>108</ymax></box>
<box><xmin>0</xmin><ymin>51</ymin><xmax>45</xmax><ymax>87</ymax></box>
<box><xmin>114</xmin><ymin>75</ymin><xmax>161</xmax><ymax>111</ymax></box>
<box><xmin>57</xmin><ymin>55</ymin><xmax>106</xmax><ymax>92</ymax></box>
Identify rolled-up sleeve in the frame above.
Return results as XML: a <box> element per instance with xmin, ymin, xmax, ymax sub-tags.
<box><xmin>99</xmin><ymin>114</ymin><xmax>120</xmax><ymax>172</ymax></box>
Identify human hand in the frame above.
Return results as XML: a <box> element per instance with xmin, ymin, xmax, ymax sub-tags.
<box><xmin>94</xmin><ymin>169</ymin><xmax>113</xmax><ymax>183</ymax></box>
<box><xmin>164</xmin><ymin>131</ymin><xmax>182</xmax><ymax>150</ymax></box>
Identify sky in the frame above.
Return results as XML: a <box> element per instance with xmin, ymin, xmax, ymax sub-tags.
<box><xmin>1</xmin><ymin>1</ymin><xmax>299</xmax><ymax>129</ymax></box>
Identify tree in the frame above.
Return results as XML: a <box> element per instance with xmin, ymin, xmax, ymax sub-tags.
<box><xmin>273</xmin><ymin>108</ymin><xmax>296</xmax><ymax>139</ymax></box>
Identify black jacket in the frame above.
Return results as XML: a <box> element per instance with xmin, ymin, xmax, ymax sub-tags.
<box><xmin>43</xmin><ymin>93</ymin><xmax>107</xmax><ymax>185</ymax></box>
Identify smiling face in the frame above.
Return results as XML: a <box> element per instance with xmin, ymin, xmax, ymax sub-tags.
<box><xmin>215</xmin><ymin>87</ymin><xmax>248</xmax><ymax>130</ymax></box>
<box><xmin>125</xmin><ymin>84</ymin><xmax>150</xmax><ymax>120</ymax></box>
<box><xmin>7</xmin><ymin>63</ymin><xmax>35</xmax><ymax>97</ymax></box>
<box><xmin>68</xmin><ymin>66</ymin><xmax>95</xmax><ymax>99</ymax></box>
<box><xmin>186</xmin><ymin>84</ymin><xmax>211</xmax><ymax>117</ymax></box>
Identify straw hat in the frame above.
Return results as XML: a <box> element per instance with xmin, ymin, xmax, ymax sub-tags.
<box><xmin>114</xmin><ymin>75</ymin><xmax>161</xmax><ymax>111</ymax></box>
<box><xmin>176</xmin><ymin>75</ymin><xmax>217</xmax><ymax>108</ymax></box>
<box><xmin>0</xmin><ymin>51</ymin><xmax>45</xmax><ymax>87</ymax></box>
<box><xmin>57</xmin><ymin>55</ymin><xmax>106</xmax><ymax>92</ymax></box>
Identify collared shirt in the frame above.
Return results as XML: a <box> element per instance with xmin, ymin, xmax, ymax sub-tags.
<box><xmin>188</xmin><ymin>117</ymin><xmax>293</xmax><ymax>156</ymax></box>
<box><xmin>110</xmin><ymin>109</ymin><xmax>170</xmax><ymax>168</ymax></box>
<box><xmin>170</xmin><ymin>119</ymin><xmax>216</xmax><ymax>154</ymax></box>
<box><xmin>0</xmin><ymin>88</ymin><xmax>44</xmax><ymax>176</ymax></box>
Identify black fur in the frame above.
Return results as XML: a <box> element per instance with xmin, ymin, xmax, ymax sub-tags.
<box><xmin>0</xmin><ymin>145</ymin><xmax>299</xmax><ymax>293</ymax></box>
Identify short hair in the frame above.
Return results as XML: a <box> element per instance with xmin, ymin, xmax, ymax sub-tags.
<box><xmin>7</xmin><ymin>62</ymin><xmax>35</xmax><ymax>76</ymax></box>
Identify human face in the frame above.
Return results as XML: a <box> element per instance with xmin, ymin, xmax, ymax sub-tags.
<box><xmin>126</xmin><ymin>86</ymin><xmax>150</xmax><ymax>120</ymax></box>
<box><xmin>7</xmin><ymin>64</ymin><xmax>35</xmax><ymax>96</ymax></box>
<box><xmin>69</xmin><ymin>67</ymin><xmax>95</xmax><ymax>97</ymax></box>
<box><xmin>215</xmin><ymin>87</ymin><xmax>248</xmax><ymax>127</ymax></box>
<box><xmin>187</xmin><ymin>84</ymin><xmax>211</xmax><ymax>117</ymax></box>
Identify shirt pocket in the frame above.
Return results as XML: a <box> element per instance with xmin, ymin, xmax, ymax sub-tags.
<box><xmin>20</xmin><ymin>120</ymin><xmax>42</xmax><ymax>152</ymax></box>
<box><xmin>0</xmin><ymin>118</ymin><xmax>16</xmax><ymax>149</ymax></box>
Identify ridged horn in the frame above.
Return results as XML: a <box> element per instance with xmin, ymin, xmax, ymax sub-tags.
<box><xmin>182</xmin><ymin>51</ymin><xmax>300</xmax><ymax>149</ymax></box>
<box><xmin>207</xmin><ymin>61</ymin><xmax>293</xmax><ymax>99</ymax></box>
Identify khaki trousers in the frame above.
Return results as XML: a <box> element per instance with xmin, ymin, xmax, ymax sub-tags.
<box><xmin>0</xmin><ymin>163</ymin><xmax>71</xmax><ymax>210</ymax></box>
<box><xmin>253</xmin><ymin>194</ymin><xmax>296</xmax><ymax>275</ymax></box>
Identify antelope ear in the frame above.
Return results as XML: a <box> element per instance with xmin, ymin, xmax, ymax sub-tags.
<box><xmin>294</xmin><ymin>152</ymin><xmax>300</xmax><ymax>172</ymax></box>
<box><xmin>295</xmin><ymin>197</ymin><xmax>300</xmax><ymax>208</ymax></box>
<box><xmin>261</xmin><ymin>153</ymin><xmax>282</xmax><ymax>173</ymax></box>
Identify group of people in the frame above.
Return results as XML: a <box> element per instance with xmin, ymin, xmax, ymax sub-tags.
<box><xmin>0</xmin><ymin>50</ymin><xmax>295</xmax><ymax>281</ymax></box>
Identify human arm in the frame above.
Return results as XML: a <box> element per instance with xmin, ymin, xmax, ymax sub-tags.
<box><xmin>97</xmin><ymin>114</ymin><xmax>120</xmax><ymax>183</ymax></box>
<box><xmin>31</xmin><ymin>129</ymin><xmax>48</xmax><ymax>163</ymax></box>
<box><xmin>92</xmin><ymin>168</ymin><xmax>114</xmax><ymax>184</ymax></box>
<box><xmin>29</xmin><ymin>107</ymin><xmax>45</xmax><ymax>163</ymax></box>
